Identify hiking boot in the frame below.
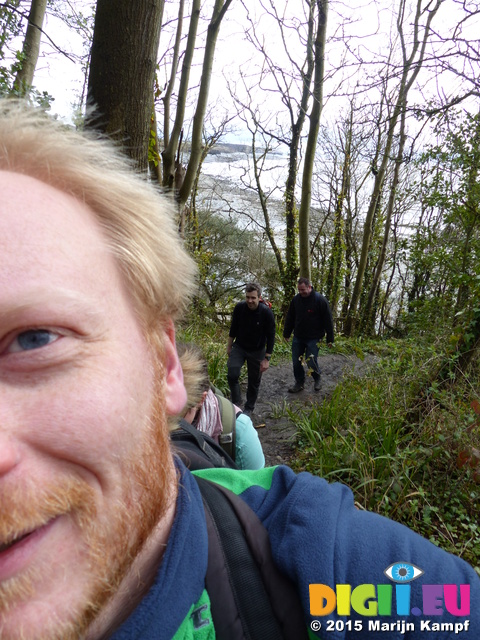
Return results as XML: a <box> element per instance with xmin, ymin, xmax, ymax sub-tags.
<box><xmin>314</xmin><ymin>377</ymin><xmax>321</xmax><ymax>391</ymax></box>
<box><xmin>288</xmin><ymin>381</ymin><xmax>304</xmax><ymax>393</ymax></box>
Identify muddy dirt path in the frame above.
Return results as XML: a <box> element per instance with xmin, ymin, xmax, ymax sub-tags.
<box><xmin>246</xmin><ymin>354</ymin><xmax>377</xmax><ymax>467</ymax></box>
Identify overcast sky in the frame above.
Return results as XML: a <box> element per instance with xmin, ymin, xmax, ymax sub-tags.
<box><xmin>27</xmin><ymin>0</ymin><xmax>478</xmax><ymax>131</ymax></box>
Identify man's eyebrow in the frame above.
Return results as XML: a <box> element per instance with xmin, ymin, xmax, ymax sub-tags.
<box><xmin>0</xmin><ymin>290</ymin><xmax>104</xmax><ymax>324</ymax></box>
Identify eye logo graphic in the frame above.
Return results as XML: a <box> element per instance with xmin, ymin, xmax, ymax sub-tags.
<box><xmin>384</xmin><ymin>561</ymin><xmax>424</xmax><ymax>583</ymax></box>
<box><xmin>309</xmin><ymin>561</ymin><xmax>470</xmax><ymax>618</ymax></box>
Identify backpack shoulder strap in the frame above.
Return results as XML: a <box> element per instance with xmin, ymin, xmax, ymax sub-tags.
<box><xmin>214</xmin><ymin>393</ymin><xmax>237</xmax><ymax>460</ymax></box>
<box><xmin>194</xmin><ymin>475</ymin><xmax>308</xmax><ymax>640</ymax></box>
<box><xmin>171</xmin><ymin>419</ymin><xmax>237</xmax><ymax>470</ymax></box>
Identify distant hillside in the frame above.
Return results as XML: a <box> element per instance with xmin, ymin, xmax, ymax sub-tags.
<box><xmin>209</xmin><ymin>142</ymin><xmax>252</xmax><ymax>155</ymax></box>
<box><xmin>209</xmin><ymin>142</ymin><xmax>284</xmax><ymax>156</ymax></box>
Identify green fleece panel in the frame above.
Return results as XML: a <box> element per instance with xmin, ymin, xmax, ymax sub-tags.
<box><xmin>172</xmin><ymin>589</ymin><xmax>215</xmax><ymax>640</ymax></box>
<box><xmin>172</xmin><ymin>585</ymin><xmax>315</xmax><ymax>640</ymax></box>
<box><xmin>192</xmin><ymin>465</ymin><xmax>276</xmax><ymax>495</ymax></box>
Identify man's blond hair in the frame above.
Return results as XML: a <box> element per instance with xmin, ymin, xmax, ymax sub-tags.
<box><xmin>176</xmin><ymin>344</ymin><xmax>210</xmax><ymax>416</ymax></box>
<box><xmin>0</xmin><ymin>99</ymin><xmax>196</xmax><ymax>334</ymax></box>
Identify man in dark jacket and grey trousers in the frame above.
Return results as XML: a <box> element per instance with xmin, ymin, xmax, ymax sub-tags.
<box><xmin>283</xmin><ymin>277</ymin><xmax>334</xmax><ymax>393</ymax></box>
<box><xmin>227</xmin><ymin>283</ymin><xmax>275</xmax><ymax>415</ymax></box>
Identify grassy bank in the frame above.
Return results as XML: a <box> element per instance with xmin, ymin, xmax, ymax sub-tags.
<box><xmin>287</xmin><ymin>337</ymin><xmax>480</xmax><ymax>571</ymax></box>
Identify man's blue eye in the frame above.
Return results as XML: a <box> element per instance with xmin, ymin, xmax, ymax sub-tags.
<box><xmin>16</xmin><ymin>330</ymin><xmax>55</xmax><ymax>351</ymax></box>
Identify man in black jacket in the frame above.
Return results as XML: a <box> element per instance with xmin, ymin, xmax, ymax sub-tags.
<box><xmin>227</xmin><ymin>283</ymin><xmax>275</xmax><ymax>415</ymax></box>
<box><xmin>283</xmin><ymin>278</ymin><xmax>334</xmax><ymax>393</ymax></box>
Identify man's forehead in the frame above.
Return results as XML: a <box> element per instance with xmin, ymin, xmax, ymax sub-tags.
<box><xmin>0</xmin><ymin>170</ymin><xmax>128</xmax><ymax>314</ymax></box>
<box><xmin>0</xmin><ymin>170</ymin><xmax>100</xmax><ymax>239</ymax></box>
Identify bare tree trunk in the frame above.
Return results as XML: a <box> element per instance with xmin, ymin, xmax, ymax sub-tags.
<box><xmin>86</xmin><ymin>0</ymin><xmax>165</xmax><ymax>172</ymax></box>
<box><xmin>162</xmin><ymin>0</ymin><xmax>201</xmax><ymax>188</ymax></box>
<box><xmin>363</xmin><ymin>105</ymin><xmax>407</xmax><ymax>326</ymax></box>
<box><xmin>251</xmin><ymin>134</ymin><xmax>286</xmax><ymax>285</ymax></box>
<box><xmin>161</xmin><ymin>0</ymin><xmax>185</xmax><ymax>151</ymax></box>
<box><xmin>298</xmin><ymin>0</ymin><xmax>328</xmax><ymax>279</ymax></box>
<box><xmin>13</xmin><ymin>0</ymin><xmax>47</xmax><ymax>94</ymax></box>
<box><xmin>187</xmin><ymin>114</ymin><xmax>232</xmax><ymax>250</ymax></box>
<box><xmin>281</xmin><ymin>0</ymin><xmax>316</xmax><ymax>307</ymax></box>
<box><xmin>453</xmin><ymin>113</ymin><xmax>480</xmax><ymax>320</ymax></box>
<box><xmin>326</xmin><ymin>111</ymin><xmax>352</xmax><ymax>313</ymax></box>
<box><xmin>344</xmin><ymin>109</ymin><xmax>387</xmax><ymax>336</ymax></box>
<box><xmin>340</xmin><ymin>202</ymin><xmax>354</xmax><ymax>328</ymax></box>
<box><xmin>177</xmin><ymin>0</ymin><xmax>234</xmax><ymax>225</ymax></box>
<box><xmin>148</xmin><ymin>107</ymin><xmax>162</xmax><ymax>181</ymax></box>
<box><xmin>344</xmin><ymin>0</ymin><xmax>443</xmax><ymax>336</ymax></box>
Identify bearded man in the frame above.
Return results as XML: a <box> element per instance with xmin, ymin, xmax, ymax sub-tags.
<box><xmin>0</xmin><ymin>100</ymin><xmax>193</xmax><ymax>639</ymax></box>
<box><xmin>0</xmin><ymin>100</ymin><xmax>478</xmax><ymax>640</ymax></box>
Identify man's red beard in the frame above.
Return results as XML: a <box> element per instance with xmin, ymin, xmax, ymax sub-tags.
<box><xmin>0</xmin><ymin>386</ymin><xmax>176</xmax><ymax>640</ymax></box>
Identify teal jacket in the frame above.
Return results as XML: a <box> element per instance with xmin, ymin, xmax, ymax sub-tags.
<box><xmin>235</xmin><ymin>412</ymin><xmax>265</xmax><ymax>470</ymax></box>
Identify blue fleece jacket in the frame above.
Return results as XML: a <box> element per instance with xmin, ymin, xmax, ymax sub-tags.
<box><xmin>111</xmin><ymin>462</ymin><xmax>479</xmax><ymax>639</ymax></box>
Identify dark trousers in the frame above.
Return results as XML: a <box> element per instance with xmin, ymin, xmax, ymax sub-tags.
<box><xmin>227</xmin><ymin>344</ymin><xmax>265</xmax><ymax>411</ymax></box>
<box><xmin>291</xmin><ymin>336</ymin><xmax>321</xmax><ymax>383</ymax></box>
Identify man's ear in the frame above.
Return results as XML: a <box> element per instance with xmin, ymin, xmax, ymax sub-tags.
<box><xmin>162</xmin><ymin>320</ymin><xmax>187</xmax><ymax>416</ymax></box>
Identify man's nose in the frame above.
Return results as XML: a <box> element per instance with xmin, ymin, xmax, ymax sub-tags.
<box><xmin>0</xmin><ymin>437</ymin><xmax>20</xmax><ymax>476</ymax></box>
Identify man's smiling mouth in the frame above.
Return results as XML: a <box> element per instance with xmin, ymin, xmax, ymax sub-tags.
<box><xmin>0</xmin><ymin>531</ymin><xmax>34</xmax><ymax>553</ymax></box>
<box><xmin>0</xmin><ymin>525</ymin><xmax>45</xmax><ymax>554</ymax></box>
